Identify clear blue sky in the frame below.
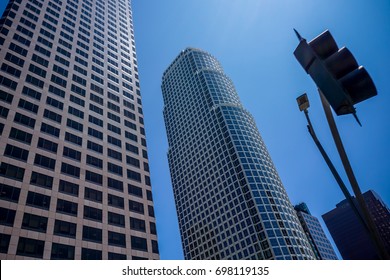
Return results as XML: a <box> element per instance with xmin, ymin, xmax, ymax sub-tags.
<box><xmin>1</xmin><ymin>0</ymin><xmax>389</xmax><ymax>260</ymax></box>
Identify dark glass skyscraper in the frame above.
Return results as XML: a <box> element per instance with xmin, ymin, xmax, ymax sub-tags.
<box><xmin>0</xmin><ymin>0</ymin><xmax>158</xmax><ymax>259</ymax></box>
<box><xmin>294</xmin><ymin>203</ymin><xmax>338</xmax><ymax>260</ymax></box>
<box><xmin>162</xmin><ymin>48</ymin><xmax>315</xmax><ymax>260</ymax></box>
<box><xmin>322</xmin><ymin>190</ymin><xmax>390</xmax><ymax>259</ymax></box>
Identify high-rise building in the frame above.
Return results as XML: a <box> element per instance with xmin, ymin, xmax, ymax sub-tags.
<box><xmin>162</xmin><ymin>48</ymin><xmax>315</xmax><ymax>260</ymax></box>
<box><xmin>322</xmin><ymin>190</ymin><xmax>390</xmax><ymax>260</ymax></box>
<box><xmin>0</xmin><ymin>0</ymin><xmax>159</xmax><ymax>260</ymax></box>
<box><xmin>294</xmin><ymin>203</ymin><xmax>338</xmax><ymax>260</ymax></box>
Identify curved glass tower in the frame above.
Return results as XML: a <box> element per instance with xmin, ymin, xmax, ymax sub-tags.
<box><xmin>162</xmin><ymin>48</ymin><xmax>315</xmax><ymax>260</ymax></box>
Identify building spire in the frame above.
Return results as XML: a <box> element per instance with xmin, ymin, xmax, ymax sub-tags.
<box><xmin>294</xmin><ymin>28</ymin><xmax>304</xmax><ymax>41</ymax></box>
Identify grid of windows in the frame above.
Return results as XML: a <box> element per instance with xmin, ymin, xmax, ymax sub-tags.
<box><xmin>162</xmin><ymin>48</ymin><xmax>315</xmax><ymax>260</ymax></box>
<box><xmin>0</xmin><ymin>0</ymin><xmax>157</xmax><ymax>260</ymax></box>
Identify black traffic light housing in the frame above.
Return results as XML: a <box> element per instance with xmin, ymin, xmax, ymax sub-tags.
<box><xmin>293</xmin><ymin>29</ymin><xmax>377</xmax><ymax>118</ymax></box>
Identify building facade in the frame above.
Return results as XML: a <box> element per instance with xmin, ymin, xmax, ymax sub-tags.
<box><xmin>322</xmin><ymin>190</ymin><xmax>390</xmax><ymax>260</ymax></box>
<box><xmin>162</xmin><ymin>48</ymin><xmax>315</xmax><ymax>260</ymax></box>
<box><xmin>0</xmin><ymin>0</ymin><xmax>159</xmax><ymax>259</ymax></box>
<box><xmin>294</xmin><ymin>203</ymin><xmax>338</xmax><ymax>259</ymax></box>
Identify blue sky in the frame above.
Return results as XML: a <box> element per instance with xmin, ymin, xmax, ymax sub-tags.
<box><xmin>1</xmin><ymin>0</ymin><xmax>389</xmax><ymax>260</ymax></box>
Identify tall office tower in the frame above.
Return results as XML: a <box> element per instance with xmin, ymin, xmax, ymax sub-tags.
<box><xmin>294</xmin><ymin>203</ymin><xmax>338</xmax><ymax>260</ymax></box>
<box><xmin>162</xmin><ymin>48</ymin><xmax>315</xmax><ymax>260</ymax></box>
<box><xmin>322</xmin><ymin>190</ymin><xmax>390</xmax><ymax>259</ymax></box>
<box><xmin>0</xmin><ymin>0</ymin><xmax>159</xmax><ymax>260</ymax></box>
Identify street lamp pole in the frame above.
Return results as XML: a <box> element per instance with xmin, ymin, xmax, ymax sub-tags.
<box><xmin>294</xmin><ymin>29</ymin><xmax>389</xmax><ymax>259</ymax></box>
<box><xmin>297</xmin><ymin>94</ymin><xmax>367</xmax><ymax>236</ymax></box>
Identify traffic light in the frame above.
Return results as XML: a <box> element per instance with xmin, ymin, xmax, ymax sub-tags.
<box><xmin>293</xmin><ymin>29</ymin><xmax>377</xmax><ymax>116</ymax></box>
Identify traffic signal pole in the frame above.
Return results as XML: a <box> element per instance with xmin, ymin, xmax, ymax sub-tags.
<box><xmin>319</xmin><ymin>89</ymin><xmax>390</xmax><ymax>260</ymax></box>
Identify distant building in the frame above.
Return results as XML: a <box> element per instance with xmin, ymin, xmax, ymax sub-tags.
<box><xmin>294</xmin><ymin>203</ymin><xmax>338</xmax><ymax>260</ymax></box>
<box><xmin>161</xmin><ymin>48</ymin><xmax>315</xmax><ymax>260</ymax></box>
<box><xmin>322</xmin><ymin>190</ymin><xmax>390</xmax><ymax>259</ymax></box>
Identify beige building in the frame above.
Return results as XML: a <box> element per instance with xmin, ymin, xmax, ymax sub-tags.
<box><xmin>0</xmin><ymin>0</ymin><xmax>159</xmax><ymax>259</ymax></box>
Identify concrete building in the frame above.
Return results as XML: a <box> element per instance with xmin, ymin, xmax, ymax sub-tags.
<box><xmin>0</xmin><ymin>0</ymin><xmax>158</xmax><ymax>259</ymax></box>
<box><xmin>294</xmin><ymin>203</ymin><xmax>338</xmax><ymax>259</ymax></box>
<box><xmin>161</xmin><ymin>48</ymin><xmax>315</xmax><ymax>260</ymax></box>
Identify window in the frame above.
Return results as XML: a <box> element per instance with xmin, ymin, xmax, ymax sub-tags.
<box><xmin>22</xmin><ymin>86</ymin><xmax>42</xmax><ymax>100</ymax></box>
<box><xmin>88</xmin><ymin>127</ymin><xmax>103</xmax><ymax>140</ymax></box>
<box><xmin>43</xmin><ymin>109</ymin><xmax>62</xmax><ymax>123</ymax></box>
<box><xmin>86</xmin><ymin>170</ymin><xmax>102</xmax><ymax>185</ymax></box>
<box><xmin>5</xmin><ymin>52</ymin><xmax>25</xmax><ymax>67</ymax></box>
<box><xmin>126</xmin><ymin>143</ymin><xmax>139</xmax><ymax>154</ymax></box>
<box><xmin>108</xmin><ymin>177</ymin><xmax>123</xmax><ymax>192</ymax></box>
<box><xmin>54</xmin><ymin>219</ymin><xmax>76</xmax><ymax>238</ymax></box>
<box><xmin>107</xmin><ymin>148</ymin><xmax>122</xmax><ymax>161</ymax></box>
<box><xmin>127</xmin><ymin>170</ymin><xmax>141</xmax><ymax>182</ymax></box>
<box><xmin>37</xmin><ymin>137</ymin><xmax>58</xmax><ymax>153</ymax></box>
<box><xmin>26</xmin><ymin>191</ymin><xmax>51</xmax><ymax>209</ymax></box>
<box><xmin>65</xmin><ymin>132</ymin><xmax>82</xmax><ymax>146</ymax></box>
<box><xmin>129</xmin><ymin>200</ymin><xmax>144</xmax><ymax>214</ymax></box>
<box><xmin>130</xmin><ymin>217</ymin><xmax>146</xmax><ymax>232</ymax></box>
<box><xmin>82</xmin><ymin>225</ymin><xmax>102</xmax><ymax>243</ymax></box>
<box><xmin>61</xmin><ymin>162</ymin><xmax>80</xmax><ymax>178</ymax></box>
<box><xmin>125</xmin><ymin>131</ymin><xmax>138</xmax><ymax>142</ymax></box>
<box><xmin>108</xmin><ymin>194</ymin><xmax>124</xmax><ymax>209</ymax></box>
<box><xmin>31</xmin><ymin>54</ymin><xmax>48</xmax><ymax>68</ymax></box>
<box><xmin>87</xmin><ymin>140</ymin><xmax>102</xmax><ymax>154</ymax></box>
<box><xmin>108</xmin><ymin>252</ymin><xmax>126</xmax><ymax>260</ymax></box>
<box><xmin>108</xmin><ymin>135</ymin><xmax>121</xmax><ymax>148</ymax></box>
<box><xmin>84</xmin><ymin>205</ymin><xmax>102</xmax><ymax>222</ymax></box>
<box><xmin>66</xmin><ymin>118</ymin><xmax>83</xmax><ymax>132</ymax></box>
<box><xmin>40</xmin><ymin>122</ymin><xmax>60</xmax><ymax>137</ymax></box>
<box><xmin>48</xmin><ymin>84</ymin><xmax>65</xmax><ymax>98</ymax></box>
<box><xmin>34</xmin><ymin>154</ymin><xmax>56</xmax><ymax>170</ymax></box>
<box><xmin>107</xmin><ymin>162</ymin><xmax>123</xmax><ymax>176</ymax></box>
<box><xmin>126</xmin><ymin>156</ymin><xmax>140</xmax><ymax>168</ymax></box>
<box><xmin>22</xmin><ymin>213</ymin><xmax>47</xmax><ymax>232</ymax></box>
<box><xmin>28</xmin><ymin>63</ymin><xmax>46</xmax><ymax>78</ymax></box>
<box><xmin>16</xmin><ymin>237</ymin><xmax>44</xmax><ymax>258</ymax></box>
<box><xmin>51</xmin><ymin>243</ymin><xmax>75</xmax><ymax>260</ymax></box>
<box><xmin>152</xmin><ymin>240</ymin><xmax>159</xmax><ymax>254</ymax></box>
<box><xmin>56</xmin><ymin>198</ymin><xmax>78</xmax><ymax>216</ymax></box>
<box><xmin>46</xmin><ymin>96</ymin><xmax>64</xmax><ymax>110</ymax></box>
<box><xmin>148</xmin><ymin>205</ymin><xmax>155</xmax><ymax>218</ymax></box>
<box><xmin>108</xmin><ymin>212</ymin><xmax>125</xmax><ymax>228</ymax></box>
<box><xmin>108</xmin><ymin>123</ymin><xmax>121</xmax><ymax>135</ymax></box>
<box><xmin>4</xmin><ymin>144</ymin><xmax>29</xmax><ymax>162</ymax></box>
<box><xmin>63</xmin><ymin>146</ymin><xmax>81</xmax><ymax>161</ymax></box>
<box><xmin>86</xmin><ymin>155</ymin><xmax>102</xmax><ymax>169</ymax></box>
<box><xmin>0</xmin><ymin>183</ymin><xmax>20</xmax><ymax>202</ymax></box>
<box><xmin>81</xmin><ymin>248</ymin><xmax>101</xmax><ymax>260</ymax></box>
<box><xmin>70</xmin><ymin>94</ymin><xmax>85</xmax><ymax>107</ymax></box>
<box><xmin>71</xmin><ymin>84</ymin><xmax>86</xmax><ymax>97</ymax></box>
<box><xmin>0</xmin><ymin>162</ymin><xmax>25</xmax><ymax>181</ymax></box>
<box><xmin>30</xmin><ymin>171</ymin><xmax>53</xmax><ymax>189</ymax></box>
<box><xmin>59</xmin><ymin>180</ymin><xmax>79</xmax><ymax>197</ymax></box>
<box><xmin>108</xmin><ymin>231</ymin><xmax>126</xmax><ymax>247</ymax></box>
<box><xmin>89</xmin><ymin>115</ymin><xmax>103</xmax><ymax>127</ymax></box>
<box><xmin>0</xmin><ymin>207</ymin><xmax>16</xmax><ymax>226</ymax></box>
<box><xmin>84</xmin><ymin>187</ymin><xmax>102</xmax><ymax>202</ymax></box>
<box><xmin>131</xmin><ymin>236</ymin><xmax>147</xmax><ymax>252</ymax></box>
<box><xmin>128</xmin><ymin>184</ymin><xmax>143</xmax><ymax>197</ymax></box>
<box><xmin>150</xmin><ymin>222</ymin><xmax>157</xmax><ymax>235</ymax></box>
<box><xmin>0</xmin><ymin>233</ymin><xmax>11</xmax><ymax>254</ymax></box>
<box><xmin>1</xmin><ymin>63</ymin><xmax>21</xmax><ymax>77</ymax></box>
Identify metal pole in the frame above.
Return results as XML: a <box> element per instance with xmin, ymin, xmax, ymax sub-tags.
<box><xmin>318</xmin><ymin>89</ymin><xmax>389</xmax><ymax>260</ymax></box>
<box><xmin>303</xmin><ymin>110</ymin><xmax>368</xmax><ymax>236</ymax></box>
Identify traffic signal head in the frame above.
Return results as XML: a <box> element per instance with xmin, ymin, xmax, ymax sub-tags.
<box><xmin>293</xmin><ymin>30</ymin><xmax>377</xmax><ymax>116</ymax></box>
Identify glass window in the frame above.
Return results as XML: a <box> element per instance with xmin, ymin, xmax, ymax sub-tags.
<box><xmin>22</xmin><ymin>213</ymin><xmax>48</xmax><ymax>232</ymax></box>
<box><xmin>16</xmin><ymin>237</ymin><xmax>44</xmax><ymax>258</ymax></box>
<box><xmin>30</xmin><ymin>171</ymin><xmax>53</xmax><ymax>189</ymax></box>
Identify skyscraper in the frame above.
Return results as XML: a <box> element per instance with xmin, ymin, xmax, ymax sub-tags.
<box><xmin>162</xmin><ymin>48</ymin><xmax>315</xmax><ymax>260</ymax></box>
<box><xmin>322</xmin><ymin>190</ymin><xmax>390</xmax><ymax>260</ymax></box>
<box><xmin>294</xmin><ymin>203</ymin><xmax>338</xmax><ymax>260</ymax></box>
<box><xmin>0</xmin><ymin>0</ymin><xmax>158</xmax><ymax>260</ymax></box>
